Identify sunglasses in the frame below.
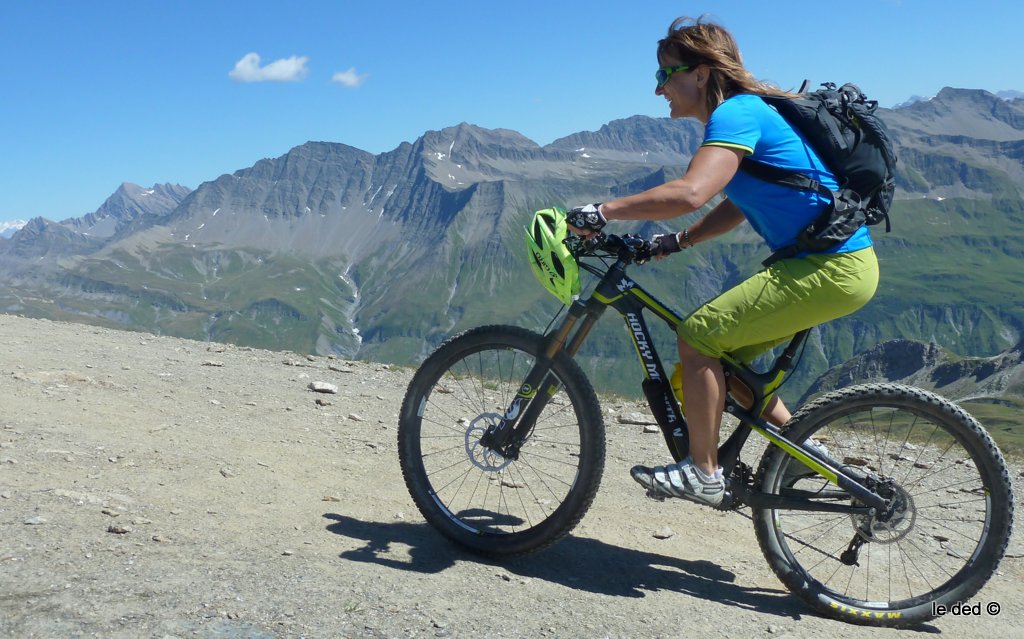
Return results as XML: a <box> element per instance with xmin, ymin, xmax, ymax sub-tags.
<box><xmin>655</xmin><ymin>64</ymin><xmax>696</xmax><ymax>88</ymax></box>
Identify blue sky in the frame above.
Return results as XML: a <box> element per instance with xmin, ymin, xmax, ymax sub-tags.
<box><xmin>1</xmin><ymin>0</ymin><xmax>1021</xmax><ymax>224</ymax></box>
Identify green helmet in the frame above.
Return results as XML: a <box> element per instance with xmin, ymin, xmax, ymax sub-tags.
<box><xmin>525</xmin><ymin>207</ymin><xmax>580</xmax><ymax>305</ymax></box>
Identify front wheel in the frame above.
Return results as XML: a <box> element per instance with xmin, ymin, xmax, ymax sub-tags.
<box><xmin>753</xmin><ymin>383</ymin><xmax>1014</xmax><ymax>627</ymax></box>
<box><xmin>398</xmin><ymin>325</ymin><xmax>605</xmax><ymax>556</ymax></box>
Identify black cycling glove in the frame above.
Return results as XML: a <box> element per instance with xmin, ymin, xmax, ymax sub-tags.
<box><xmin>651</xmin><ymin>232</ymin><xmax>682</xmax><ymax>257</ymax></box>
<box><xmin>566</xmin><ymin>204</ymin><xmax>607</xmax><ymax>233</ymax></box>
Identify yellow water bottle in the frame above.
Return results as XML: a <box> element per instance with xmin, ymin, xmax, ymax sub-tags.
<box><xmin>671</xmin><ymin>362</ymin><xmax>686</xmax><ymax>412</ymax></box>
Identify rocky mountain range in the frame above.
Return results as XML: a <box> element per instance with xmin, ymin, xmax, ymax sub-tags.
<box><xmin>0</xmin><ymin>87</ymin><xmax>1022</xmax><ymax>409</ymax></box>
<box><xmin>60</xmin><ymin>182</ymin><xmax>192</xmax><ymax>239</ymax></box>
<box><xmin>0</xmin><ymin>183</ymin><xmax>191</xmax><ymax>261</ymax></box>
<box><xmin>803</xmin><ymin>337</ymin><xmax>1024</xmax><ymax>449</ymax></box>
<box><xmin>806</xmin><ymin>338</ymin><xmax>1024</xmax><ymax>402</ymax></box>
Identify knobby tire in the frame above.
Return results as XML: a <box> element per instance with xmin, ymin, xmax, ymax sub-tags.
<box><xmin>752</xmin><ymin>383</ymin><xmax>1013</xmax><ymax>627</ymax></box>
<box><xmin>398</xmin><ymin>325</ymin><xmax>605</xmax><ymax>557</ymax></box>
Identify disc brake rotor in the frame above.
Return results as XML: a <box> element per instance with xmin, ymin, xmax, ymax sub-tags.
<box><xmin>851</xmin><ymin>479</ymin><xmax>916</xmax><ymax>543</ymax></box>
<box><xmin>464</xmin><ymin>413</ymin><xmax>511</xmax><ymax>472</ymax></box>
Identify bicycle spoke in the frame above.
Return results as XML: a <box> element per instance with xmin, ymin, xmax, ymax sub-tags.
<box><xmin>780</xmin><ymin>512</ymin><xmax>850</xmax><ymax>537</ymax></box>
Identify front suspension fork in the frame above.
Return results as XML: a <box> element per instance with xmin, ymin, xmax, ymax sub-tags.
<box><xmin>479</xmin><ymin>304</ymin><xmax>602</xmax><ymax>455</ymax></box>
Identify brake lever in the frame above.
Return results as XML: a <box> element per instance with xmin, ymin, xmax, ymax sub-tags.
<box><xmin>634</xmin><ymin>246</ymin><xmax>653</xmax><ymax>264</ymax></box>
<box><xmin>621</xmin><ymin>234</ymin><xmax>654</xmax><ymax>264</ymax></box>
<box><xmin>582</xmin><ymin>232</ymin><xmax>608</xmax><ymax>252</ymax></box>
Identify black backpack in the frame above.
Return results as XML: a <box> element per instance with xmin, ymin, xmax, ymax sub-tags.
<box><xmin>740</xmin><ymin>82</ymin><xmax>897</xmax><ymax>266</ymax></box>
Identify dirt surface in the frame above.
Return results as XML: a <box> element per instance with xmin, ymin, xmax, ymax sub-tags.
<box><xmin>1</xmin><ymin>315</ymin><xmax>1021</xmax><ymax>639</ymax></box>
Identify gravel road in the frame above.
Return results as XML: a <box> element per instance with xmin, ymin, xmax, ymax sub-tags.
<box><xmin>1</xmin><ymin>315</ymin><xmax>1021</xmax><ymax>638</ymax></box>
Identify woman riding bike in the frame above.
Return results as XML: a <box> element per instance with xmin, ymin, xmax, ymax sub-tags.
<box><xmin>567</xmin><ymin>16</ymin><xmax>879</xmax><ymax>506</ymax></box>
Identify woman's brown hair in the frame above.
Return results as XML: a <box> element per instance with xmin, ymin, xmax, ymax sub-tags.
<box><xmin>657</xmin><ymin>16</ymin><xmax>793</xmax><ymax>116</ymax></box>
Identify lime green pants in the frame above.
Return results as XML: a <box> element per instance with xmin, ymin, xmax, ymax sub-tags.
<box><xmin>677</xmin><ymin>247</ymin><xmax>879</xmax><ymax>363</ymax></box>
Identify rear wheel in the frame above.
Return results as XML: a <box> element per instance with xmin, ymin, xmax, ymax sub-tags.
<box><xmin>398</xmin><ymin>325</ymin><xmax>605</xmax><ymax>556</ymax></box>
<box><xmin>753</xmin><ymin>383</ymin><xmax>1014</xmax><ymax>627</ymax></box>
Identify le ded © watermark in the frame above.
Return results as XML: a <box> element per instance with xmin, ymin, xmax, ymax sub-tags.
<box><xmin>932</xmin><ymin>600</ymin><xmax>1001</xmax><ymax>617</ymax></box>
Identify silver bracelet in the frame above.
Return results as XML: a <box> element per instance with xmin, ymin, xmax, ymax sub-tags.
<box><xmin>680</xmin><ymin>228</ymin><xmax>694</xmax><ymax>248</ymax></box>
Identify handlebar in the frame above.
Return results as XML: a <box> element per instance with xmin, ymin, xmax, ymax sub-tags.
<box><xmin>566</xmin><ymin>232</ymin><xmax>656</xmax><ymax>265</ymax></box>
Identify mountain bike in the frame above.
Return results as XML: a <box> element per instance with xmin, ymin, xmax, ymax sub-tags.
<box><xmin>397</xmin><ymin>219</ymin><xmax>1014</xmax><ymax>627</ymax></box>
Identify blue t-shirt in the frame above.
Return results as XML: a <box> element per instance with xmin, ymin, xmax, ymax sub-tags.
<box><xmin>703</xmin><ymin>93</ymin><xmax>872</xmax><ymax>253</ymax></box>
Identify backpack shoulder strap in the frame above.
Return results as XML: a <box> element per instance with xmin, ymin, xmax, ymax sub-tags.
<box><xmin>738</xmin><ymin>157</ymin><xmax>834</xmax><ymax>200</ymax></box>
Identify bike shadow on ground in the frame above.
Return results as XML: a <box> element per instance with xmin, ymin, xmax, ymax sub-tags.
<box><xmin>323</xmin><ymin>512</ymin><xmax>814</xmax><ymax>622</ymax></box>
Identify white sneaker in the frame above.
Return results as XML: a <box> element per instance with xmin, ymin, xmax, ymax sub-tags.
<box><xmin>630</xmin><ymin>457</ymin><xmax>725</xmax><ymax>507</ymax></box>
<box><xmin>782</xmin><ymin>438</ymin><xmax>830</xmax><ymax>485</ymax></box>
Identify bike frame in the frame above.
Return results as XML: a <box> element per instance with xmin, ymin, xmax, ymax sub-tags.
<box><xmin>486</xmin><ymin>239</ymin><xmax>887</xmax><ymax>515</ymax></box>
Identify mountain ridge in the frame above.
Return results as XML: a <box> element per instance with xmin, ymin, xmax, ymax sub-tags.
<box><xmin>805</xmin><ymin>338</ymin><xmax>1024</xmax><ymax>402</ymax></box>
<box><xmin>61</xmin><ymin>182</ymin><xmax>192</xmax><ymax>238</ymax></box>
<box><xmin>1</xmin><ymin>87</ymin><xmax>1022</xmax><ymax>405</ymax></box>
<box><xmin>802</xmin><ymin>337</ymin><xmax>1024</xmax><ymax>448</ymax></box>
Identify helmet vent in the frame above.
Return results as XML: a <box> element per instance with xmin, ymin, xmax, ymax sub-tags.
<box><xmin>551</xmin><ymin>252</ymin><xmax>565</xmax><ymax>278</ymax></box>
<box><xmin>532</xmin><ymin>218</ymin><xmax>545</xmax><ymax>245</ymax></box>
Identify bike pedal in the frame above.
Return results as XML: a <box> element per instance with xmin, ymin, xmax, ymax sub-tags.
<box><xmin>644</xmin><ymin>489</ymin><xmax>666</xmax><ymax>502</ymax></box>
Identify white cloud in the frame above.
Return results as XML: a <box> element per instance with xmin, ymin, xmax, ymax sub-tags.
<box><xmin>229</xmin><ymin>52</ymin><xmax>310</xmax><ymax>83</ymax></box>
<box><xmin>331</xmin><ymin>67</ymin><xmax>369</xmax><ymax>88</ymax></box>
